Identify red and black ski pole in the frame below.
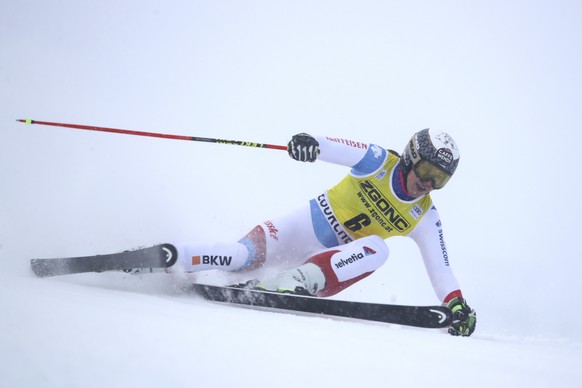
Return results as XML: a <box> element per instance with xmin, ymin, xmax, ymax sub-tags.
<box><xmin>17</xmin><ymin>118</ymin><xmax>288</xmax><ymax>151</ymax></box>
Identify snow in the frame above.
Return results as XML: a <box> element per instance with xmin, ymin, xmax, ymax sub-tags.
<box><xmin>2</xmin><ymin>1</ymin><xmax>582</xmax><ymax>387</ymax></box>
<box><xmin>1</xmin><ymin>272</ymin><xmax>580</xmax><ymax>388</ymax></box>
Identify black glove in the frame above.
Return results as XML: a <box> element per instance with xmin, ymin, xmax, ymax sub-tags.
<box><xmin>288</xmin><ymin>133</ymin><xmax>320</xmax><ymax>162</ymax></box>
<box><xmin>447</xmin><ymin>297</ymin><xmax>477</xmax><ymax>337</ymax></box>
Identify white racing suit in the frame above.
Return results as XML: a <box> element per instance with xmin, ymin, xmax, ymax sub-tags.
<box><xmin>175</xmin><ymin>136</ymin><xmax>463</xmax><ymax>302</ymax></box>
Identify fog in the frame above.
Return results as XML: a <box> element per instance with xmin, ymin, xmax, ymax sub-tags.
<box><xmin>1</xmin><ymin>1</ymin><xmax>581</xmax><ymax>386</ymax></box>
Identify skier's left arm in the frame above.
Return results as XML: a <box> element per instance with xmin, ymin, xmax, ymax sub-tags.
<box><xmin>408</xmin><ymin>206</ymin><xmax>477</xmax><ymax>336</ymax></box>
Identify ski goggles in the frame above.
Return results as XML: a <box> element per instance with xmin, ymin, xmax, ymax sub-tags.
<box><xmin>413</xmin><ymin>160</ymin><xmax>452</xmax><ymax>190</ymax></box>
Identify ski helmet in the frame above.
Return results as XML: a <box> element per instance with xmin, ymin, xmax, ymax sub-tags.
<box><xmin>401</xmin><ymin>128</ymin><xmax>460</xmax><ymax>189</ymax></box>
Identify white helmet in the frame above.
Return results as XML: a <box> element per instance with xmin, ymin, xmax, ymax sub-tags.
<box><xmin>401</xmin><ymin>128</ymin><xmax>460</xmax><ymax>189</ymax></box>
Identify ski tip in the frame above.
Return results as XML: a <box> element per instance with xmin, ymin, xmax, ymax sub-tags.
<box><xmin>427</xmin><ymin>307</ymin><xmax>453</xmax><ymax>327</ymax></box>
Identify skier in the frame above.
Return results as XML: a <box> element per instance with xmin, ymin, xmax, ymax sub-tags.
<box><xmin>174</xmin><ymin>129</ymin><xmax>477</xmax><ymax>336</ymax></box>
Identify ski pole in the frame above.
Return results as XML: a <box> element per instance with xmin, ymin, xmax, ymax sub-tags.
<box><xmin>16</xmin><ymin>118</ymin><xmax>288</xmax><ymax>151</ymax></box>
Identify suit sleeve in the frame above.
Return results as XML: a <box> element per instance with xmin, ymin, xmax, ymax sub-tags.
<box><xmin>315</xmin><ymin>136</ymin><xmax>387</xmax><ymax>174</ymax></box>
<box><xmin>407</xmin><ymin>205</ymin><xmax>462</xmax><ymax>302</ymax></box>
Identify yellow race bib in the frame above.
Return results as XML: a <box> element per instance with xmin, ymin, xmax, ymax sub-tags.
<box><xmin>327</xmin><ymin>152</ymin><xmax>433</xmax><ymax>239</ymax></box>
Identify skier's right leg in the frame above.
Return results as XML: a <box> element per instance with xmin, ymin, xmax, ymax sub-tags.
<box><xmin>172</xmin><ymin>203</ymin><xmax>323</xmax><ymax>273</ymax></box>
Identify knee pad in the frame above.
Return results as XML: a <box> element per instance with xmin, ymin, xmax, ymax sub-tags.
<box><xmin>236</xmin><ymin>225</ymin><xmax>267</xmax><ymax>271</ymax></box>
<box><xmin>306</xmin><ymin>235</ymin><xmax>389</xmax><ymax>297</ymax></box>
<box><xmin>329</xmin><ymin>235</ymin><xmax>389</xmax><ymax>281</ymax></box>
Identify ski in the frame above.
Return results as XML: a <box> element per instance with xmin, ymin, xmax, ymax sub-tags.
<box><xmin>30</xmin><ymin>243</ymin><xmax>178</xmax><ymax>277</ymax></box>
<box><xmin>190</xmin><ymin>283</ymin><xmax>452</xmax><ymax>329</ymax></box>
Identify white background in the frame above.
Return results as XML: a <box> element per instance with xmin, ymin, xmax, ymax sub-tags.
<box><xmin>1</xmin><ymin>1</ymin><xmax>581</xmax><ymax>387</ymax></box>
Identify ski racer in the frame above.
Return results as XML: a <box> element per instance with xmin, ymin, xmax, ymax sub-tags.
<box><xmin>174</xmin><ymin>129</ymin><xmax>477</xmax><ymax>336</ymax></box>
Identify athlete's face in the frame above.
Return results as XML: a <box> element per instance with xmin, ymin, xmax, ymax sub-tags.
<box><xmin>406</xmin><ymin>169</ymin><xmax>434</xmax><ymax>198</ymax></box>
